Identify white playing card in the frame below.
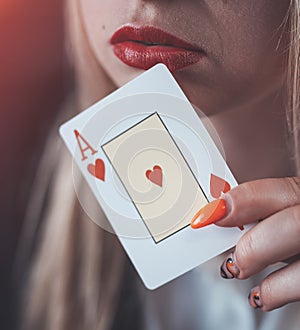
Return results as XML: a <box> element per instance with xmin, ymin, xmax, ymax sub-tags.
<box><xmin>59</xmin><ymin>64</ymin><xmax>244</xmax><ymax>289</ymax></box>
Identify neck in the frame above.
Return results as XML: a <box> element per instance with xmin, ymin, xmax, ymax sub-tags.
<box><xmin>205</xmin><ymin>88</ymin><xmax>295</xmax><ymax>183</ymax></box>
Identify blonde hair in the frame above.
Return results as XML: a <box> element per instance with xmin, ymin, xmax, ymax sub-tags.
<box><xmin>17</xmin><ymin>0</ymin><xmax>300</xmax><ymax>329</ymax></box>
<box><xmin>288</xmin><ymin>0</ymin><xmax>300</xmax><ymax>173</ymax></box>
<box><xmin>17</xmin><ymin>1</ymin><xmax>139</xmax><ymax>329</ymax></box>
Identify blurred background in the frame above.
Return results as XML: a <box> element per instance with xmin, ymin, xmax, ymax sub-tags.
<box><xmin>0</xmin><ymin>1</ymin><xmax>69</xmax><ymax>328</ymax></box>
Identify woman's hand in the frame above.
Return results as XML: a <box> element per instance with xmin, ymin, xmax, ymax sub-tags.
<box><xmin>194</xmin><ymin>177</ymin><xmax>300</xmax><ymax>311</ymax></box>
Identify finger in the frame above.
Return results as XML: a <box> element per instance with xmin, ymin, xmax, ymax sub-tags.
<box><xmin>216</xmin><ymin>177</ymin><xmax>300</xmax><ymax>228</ymax></box>
<box><xmin>248</xmin><ymin>259</ymin><xmax>300</xmax><ymax>311</ymax></box>
<box><xmin>227</xmin><ymin>205</ymin><xmax>300</xmax><ymax>279</ymax></box>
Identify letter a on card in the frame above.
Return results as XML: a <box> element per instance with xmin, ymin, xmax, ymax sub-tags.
<box><xmin>74</xmin><ymin>130</ymin><xmax>97</xmax><ymax>161</ymax></box>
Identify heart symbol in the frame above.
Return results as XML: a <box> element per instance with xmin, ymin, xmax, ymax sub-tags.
<box><xmin>146</xmin><ymin>165</ymin><xmax>163</xmax><ymax>187</ymax></box>
<box><xmin>210</xmin><ymin>173</ymin><xmax>231</xmax><ymax>198</ymax></box>
<box><xmin>87</xmin><ymin>158</ymin><xmax>105</xmax><ymax>181</ymax></box>
<box><xmin>210</xmin><ymin>174</ymin><xmax>244</xmax><ymax>230</ymax></box>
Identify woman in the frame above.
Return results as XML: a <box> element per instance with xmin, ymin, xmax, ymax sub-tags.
<box><xmin>18</xmin><ymin>0</ymin><xmax>300</xmax><ymax>329</ymax></box>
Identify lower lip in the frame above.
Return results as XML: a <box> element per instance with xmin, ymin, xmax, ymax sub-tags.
<box><xmin>112</xmin><ymin>41</ymin><xmax>203</xmax><ymax>73</ymax></box>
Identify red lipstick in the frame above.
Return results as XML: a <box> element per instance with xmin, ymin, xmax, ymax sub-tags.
<box><xmin>110</xmin><ymin>25</ymin><xmax>205</xmax><ymax>72</ymax></box>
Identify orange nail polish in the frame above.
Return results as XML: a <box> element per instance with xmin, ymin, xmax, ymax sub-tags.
<box><xmin>190</xmin><ymin>199</ymin><xmax>227</xmax><ymax>229</ymax></box>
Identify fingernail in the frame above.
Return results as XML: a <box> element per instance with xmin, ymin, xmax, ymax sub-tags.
<box><xmin>248</xmin><ymin>286</ymin><xmax>262</xmax><ymax>309</ymax></box>
<box><xmin>220</xmin><ymin>252</ymin><xmax>240</xmax><ymax>279</ymax></box>
<box><xmin>190</xmin><ymin>199</ymin><xmax>227</xmax><ymax>229</ymax></box>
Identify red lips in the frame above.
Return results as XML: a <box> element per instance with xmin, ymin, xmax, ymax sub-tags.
<box><xmin>110</xmin><ymin>25</ymin><xmax>205</xmax><ymax>72</ymax></box>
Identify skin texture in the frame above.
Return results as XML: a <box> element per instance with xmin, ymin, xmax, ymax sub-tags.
<box><xmin>77</xmin><ymin>0</ymin><xmax>298</xmax><ymax>311</ymax></box>
<box><xmin>80</xmin><ymin>0</ymin><xmax>290</xmax><ymax>114</ymax></box>
<box><xmin>217</xmin><ymin>178</ymin><xmax>300</xmax><ymax>311</ymax></box>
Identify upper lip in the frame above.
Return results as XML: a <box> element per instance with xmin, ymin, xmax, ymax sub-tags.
<box><xmin>110</xmin><ymin>24</ymin><xmax>204</xmax><ymax>53</ymax></box>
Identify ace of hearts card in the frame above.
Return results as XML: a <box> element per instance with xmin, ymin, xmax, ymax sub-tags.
<box><xmin>59</xmin><ymin>64</ymin><xmax>245</xmax><ymax>289</ymax></box>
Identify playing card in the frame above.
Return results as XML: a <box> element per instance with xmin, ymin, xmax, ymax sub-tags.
<box><xmin>59</xmin><ymin>64</ymin><xmax>244</xmax><ymax>289</ymax></box>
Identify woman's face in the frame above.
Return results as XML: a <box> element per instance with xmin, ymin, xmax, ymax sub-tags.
<box><xmin>79</xmin><ymin>0</ymin><xmax>290</xmax><ymax>115</ymax></box>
